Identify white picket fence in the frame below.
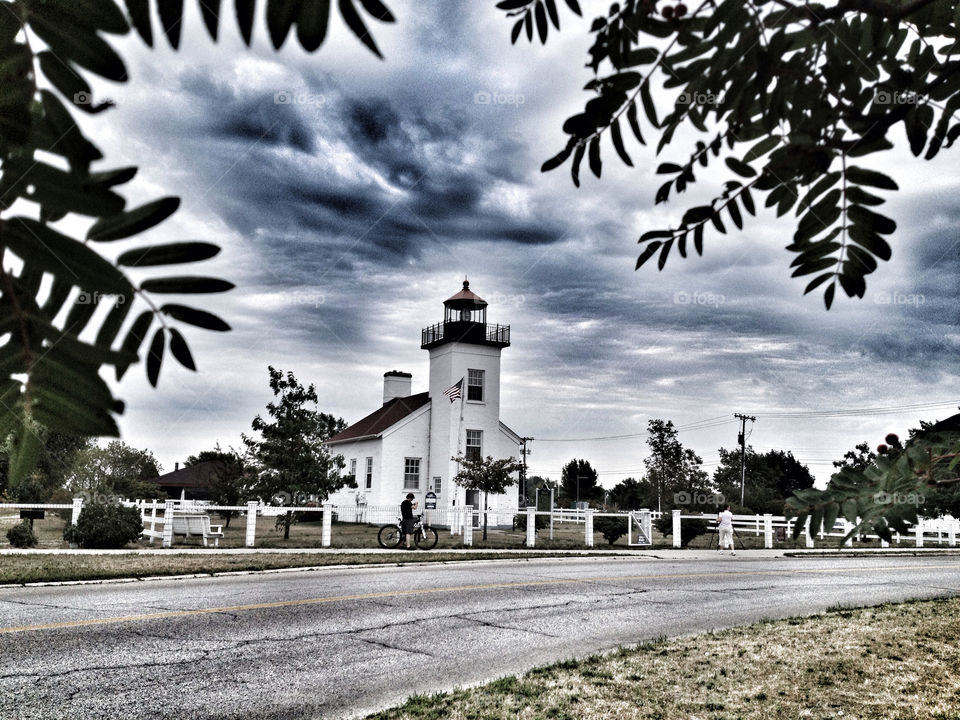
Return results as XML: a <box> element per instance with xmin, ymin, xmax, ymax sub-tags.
<box><xmin>1</xmin><ymin>499</ymin><xmax>957</xmax><ymax>550</ymax></box>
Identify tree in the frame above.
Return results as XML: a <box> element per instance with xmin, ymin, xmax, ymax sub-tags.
<box><xmin>67</xmin><ymin>440</ymin><xmax>161</xmax><ymax>501</ymax></box>
<box><xmin>0</xmin><ymin>1</ymin><xmax>393</xmax><ymax>487</ymax></box>
<box><xmin>184</xmin><ymin>444</ymin><xmax>251</xmax><ymax>528</ymax></box>
<box><xmin>593</xmin><ymin>516</ymin><xmax>627</xmax><ymax>545</ymax></box>
<box><xmin>560</xmin><ymin>459</ymin><xmax>602</xmax><ymax>507</ymax></box>
<box><xmin>508</xmin><ymin>0</ymin><xmax>960</xmax><ymax>309</ymax></box>
<box><xmin>451</xmin><ymin>453</ymin><xmax>523</xmax><ymax>541</ymax></box>
<box><xmin>243</xmin><ymin>366</ymin><xmax>346</xmax><ymax>539</ymax></box>
<box><xmin>787</xmin><ymin>412</ymin><xmax>960</xmax><ymax>543</ymax></box>
<box><xmin>644</xmin><ymin>419</ymin><xmax>712</xmax><ymax>512</ymax></box>
<box><xmin>833</xmin><ymin>442</ymin><xmax>878</xmax><ymax>473</ymax></box>
<box><xmin>608</xmin><ymin>476</ymin><xmax>658</xmax><ymax>511</ymax></box>
<box><xmin>713</xmin><ymin>447</ymin><xmax>815</xmax><ymax>515</ymax></box>
<box><xmin>1</xmin><ymin>421</ymin><xmax>90</xmax><ymax>502</ymax></box>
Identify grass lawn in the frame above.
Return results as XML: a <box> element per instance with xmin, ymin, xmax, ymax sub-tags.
<box><xmin>366</xmin><ymin>596</ymin><xmax>960</xmax><ymax>720</ymax></box>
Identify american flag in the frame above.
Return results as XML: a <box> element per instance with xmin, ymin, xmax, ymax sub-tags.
<box><xmin>443</xmin><ymin>378</ymin><xmax>463</xmax><ymax>403</ymax></box>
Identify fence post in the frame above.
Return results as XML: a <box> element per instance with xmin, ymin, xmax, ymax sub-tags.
<box><xmin>804</xmin><ymin>516</ymin><xmax>814</xmax><ymax>548</ymax></box>
<box><xmin>525</xmin><ymin>506</ymin><xmax>536</xmax><ymax>548</ymax></box>
<box><xmin>71</xmin><ymin>497</ymin><xmax>83</xmax><ymax>526</ymax></box>
<box><xmin>915</xmin><ymin>520</ymin><xmax>923</xmax><ymax>548</ymax></box>
<box><xmin>462</xmin><ymin>505</ymin><xmax>473</xmax><ymax>546</ymax></box>
<box><xmin>321</xmin><ymin>503</ymin><xmax>333</xmax><ymax>548</ymax></box>
<box><xmin>880</xmin><ymin>535</ymin><xmax>889</xmax><ymax>548</ymax></box>
<box><xmin>584</xmin><ymin>509</ymin><xmax>594</xmax><ymax>547</ymax></box>
<box><xmin>763</xmin><ymin>514</ymin><xmax>773</xmax><ymax>549</ymax></box>
<box><xmin>842</xmin><ymin>519</ymin><xmax>853</xmax><ymax>547</ymax></box>
<box><xmin>950</xmin><ymin>521</ymin><xmax>957</xmax><ymax>548</ymax></box>
<box><xmin>161</xmin><ymin>499</ymin><xmax>175</xmax><ymax>548</ymax></box>
<box><xmin>672</xmin><ymin>509</ymin><xmax>681</xmax><ymax>548</ymax></box>
<box><xmin>640</xmin><ymin>509</ymin><xmax>651</xmax><ymax>545</ymax></box>
<box><xmin>245</xmin><ymin>501</ymin><xmax>259</xmax><ymax>548</ymax></box>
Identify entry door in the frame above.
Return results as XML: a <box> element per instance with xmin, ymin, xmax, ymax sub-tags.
<box><xmin>465</xmin><ymin>490</ymin><xmax>481</xmax><ymax>527</ymax></box>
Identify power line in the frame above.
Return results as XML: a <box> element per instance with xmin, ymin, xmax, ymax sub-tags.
<box><xmin>754</xmin><ymin>400</ymin><xmax>958</xmax><ymax>419</ymax></box>
<box><xmin>532</xmin><ymin>415</ymin><xmax>733</xmax><ymax>443</ymax></box>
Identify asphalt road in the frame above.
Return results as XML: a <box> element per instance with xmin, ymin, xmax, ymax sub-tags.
<box><xmin>2</xmin><ymin>554</ymin><xmax>959</xmax><ymax>720</ymax></box>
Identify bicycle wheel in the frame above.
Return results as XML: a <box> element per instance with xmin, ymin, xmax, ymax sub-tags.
<box><xmin>415</xmin><ymin>526</ymin><xmax>438</xmax><ymax>550</ymax></box>
<box><xmin>378</xmin><ymin>524</ymin><xmax>402</xmax><ymax>549</ymax></box>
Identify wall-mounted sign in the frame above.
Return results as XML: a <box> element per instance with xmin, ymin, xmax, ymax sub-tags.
<box><xmin>424</xmin><ymin>491</ymin><xmax>437</xmax><ymax>510</ymax></box>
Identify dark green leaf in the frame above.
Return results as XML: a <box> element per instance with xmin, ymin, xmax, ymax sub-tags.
<box><xmin>609</xmin><ymin>119</ymin><xmax>633</xmax><ymax>166</ymax></box>
<box><xmin>116</xmin><ymin>311</ymin><xmax>153</xmax><ymax>380</ymax></box>
<box><xmin>848</xmin><ymin>226</ymin><xmax>892</xmax><ymax>260</ymax></box>
<box><xmin>338</xmin><ymin>0</ymin><xmax>383</xmax><ymax>58</ymax></box>
<box><xmin>545</xmin><ymin>0</ymin><xmax>560</xmax><ymax>29</ymax></box>
<box><xmin>124</xmin><ymin>0</ymin><xmax>153</xmax><ymax>45</ymax></box>
<box><xmin>725</xmin><ymin>157</ymin><xmax>756</xmax><ymax>178</ymax></box>
<box><xmin>636</xmin><ymin>241</ymin><xmax>662</xmax><ymax>269</ymax></box>
<box><xmin>95</xmin><ymin>294</ymin><xmax>134</xmax><ymax>349</ymax></box>
<box><xmin>626</xmin><ymin>101</ymin><xmax>644</xmax><ymax>145</ymax></box>
<box><xmin>846</xmin><ymin>166</ymin><xmax>898</xmax><ymax>190</ymax></box>
<box><xmin>267</xmin><ymin>0</ymin><xmax>298</xmax><ymax>49</ymax></box>
<box><xmin>358</xmin><ymin>0</ymin><xmax>395</xmax><ymax>20</ymax></box>
<box><xmin>535</xmin><ymin>1</ymin><xmax>548</xmax><ymax>43</ymax></box>
<box><xmin>848</xmin><ymin>205</ymin><xmax>896</xmax><ymax>235</ymax></box>
<box><xmin>823</xmin><ymin>282</ymin><xmax>836</xmax><ymax>309</ymax></box>
<box><xmin>588</xmin><ymin>136</ymin><xmax>601</xmax><ymax>178</ymax></box>
<box><xmin>146</xmin><ymin>328</ymin><xmax>164</xmax><ymax>387</ymax></box>
<box><xmin>28</xmin><ymin>13</ymin><xmax>127</xmax><ymax>82</ymax></box>
<box><xmin>161</xmin><ymin>304</ymin><xmax>231</xmax><ymax>331</ymax></box>
<box><xmin>158</xmin><ymin>0</ymin><xmax>184</xmax><ymax>48</ymax></box>
<box><xmin>91</xmin><ymin>166</ymin><xmax>138</xmax><ymax>188</ymax></box>
<box><xmin>31</xmin><ymin>389</ymin><xmax>119</xmax><ymax>436</ymax></box>
<box><xmin>804</xmin><ymin>272</ymin><xmax>834</xmax><ymax>295</ymax></box>
<box><xmin>169</xmin><ymin>328</ymin><xmax>196</xmax><ymax>371</ymax></box>
<box><xmin>727</xmin><ymin>198</ymin><xmax>743</xmax><ymax>229</ymax></box>
<box><xmin>3</xmin><ymin>218</ymin><xmax>134</xmax><ymax>295</ymax></box>
<box><xmin>541</xmin><ymin>141</ymin><xmax>574</xmax><ymax>172</ymax></box>
<box><xmin>199</xmin><ymin>0</ymin><xmax>223</xmax><ymax>40</ymax></box>
<box><xmin>838</xmin><ymin>272</ymin><xmax>866</xmax><ymax>298</ymax></box>
<box><xmin>297</xmin><ymin>0</ymin><xmax>331</xmax><ymax>51</ymax></box>
<box><xmin>511</xmin><ymin>18</ymin><xmax>524</xmax><ymax>43</ymax></box>
<box><xmin>639</xmin><ymin>79</ymin><xmax>659</xmax><ymax>127</ymax></box>
<box><xmin>7</xmin><ymin>424</ymin><xmax>43</xmax><ymax>486</ymax></box>
<box><xmin>710</xmin><ymin>209</ymin><xmax>726</xmax><ymax>234</ymax></box>
<box><xmin>743</xmin><ymin>135</ymin><xmax>781</xmax><ymax>162</ymax></box>
<box><xmin>236</xmin><ymin>0</ymin><xmax>255</xmax><ymax>45</ymax></box>
<box><xmin>140</xmin><ymin>276</ymin><xmax>235</xmax><ymax>293</ymax></box>
<box><xmin>564</xmin><ymin>0</ymin><xmax>581</xmax><ymax>15</ymax></box>
<box><xmin>570</xmin><ymin>142</ymin><xmax>585</xmax><ymax>187</ymax></box>
<box><xmin>657</xmin><ymin>163</ymin><xmax>682</xmax><ymax>174</ymax></box>
<box><xmin>87</xmin><ymin>197</ymin><xmax>180</xmax><ymax>242</ymax></box>
<box><xmin>117</xmin><ymin>241</ymin><xmax>221</xmax><ymax>267</ymax></box>
<box><xmin>741</xmin><ymin>186</ymin><xmax>755</xmax><ymax>216</ymax></box>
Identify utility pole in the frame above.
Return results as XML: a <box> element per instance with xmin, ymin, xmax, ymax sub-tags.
<box><xmin>734</xmin><ymin>413</ymin><xmax>756</xmax><ymax>507</ymax></box>
<box><xmin>519</xmin><ymin>437</ymin><xmax>533</xmax><ymax>505</ymax></box>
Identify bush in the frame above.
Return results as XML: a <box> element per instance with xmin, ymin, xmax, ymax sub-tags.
<box><xmin>513</xmin><ymin>512</ymin><xmax>550</xmax><ymax>532</ymax></box>
<box><xmin>64</xmin><ymin>503</ymin><xmax>142</xmax><ymax>548</ymax></box>
<box><xmin>593</xmin><ymin>516</ymin><xmax>627</xmax><ymax>545</ymax></box>
<box><xmin>654</xmin><ymin>514</ymin><xmax>710</xmax><ymax>547</ymax></box>
<box><xmin>6</xmin><ymin>521</ymin><xmax>37</xmax><ymax>548</ymax></box>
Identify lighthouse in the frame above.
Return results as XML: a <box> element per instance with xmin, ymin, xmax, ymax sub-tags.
<box><xmin>326</xmin><ymin>281</ymin><xmax>521</xmax><ymax>518</ymax></box>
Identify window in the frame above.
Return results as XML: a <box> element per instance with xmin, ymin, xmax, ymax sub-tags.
<box><xmin>404</xmin><ymin>458</ymin><xmax>421</xmax><ymax>490</ymax></box>
<box><xmin>465</xmin><ymin>430</ymin><xmax>482</xmax><ymax>461</ymax></box>
<box><xmin>365</xmin><ymin>457</ymin><xmax>373</xmax><ymax>489</ymax></box>
<box><xmin>433</xmin><ymin>476</ymin><xmax>442</xmax><ymax>495</ymax></box>
<box><xmin>349</xmin><ymin>458</ymin><xmax>357</xmax><ymax>480</ymax></box>
<box><xmin>467</xmin><ymin>368</ymin><xmax>484</xmax><ymax>401</ymax></box>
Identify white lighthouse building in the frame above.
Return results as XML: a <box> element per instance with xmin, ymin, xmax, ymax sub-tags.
<box><xmin>326</xmin><ymin>281</ymin><xmax>522</xmax><ymax>518</ymax></box>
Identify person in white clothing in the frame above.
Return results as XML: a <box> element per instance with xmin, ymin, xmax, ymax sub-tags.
<box><xmin>717</xmin><ymin>505</ymin><xmax>736</xmax><ymax>555</ymax></box>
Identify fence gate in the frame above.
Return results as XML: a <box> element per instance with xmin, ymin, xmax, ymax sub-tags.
<box><xmin>627</xmin><ymin>510</ymin><xmax>652</xmax><ymax>546</ymax></box>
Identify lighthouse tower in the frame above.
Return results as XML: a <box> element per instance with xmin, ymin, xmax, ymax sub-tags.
<box><xmin>422</xmin><ymin>280</ymin><xmax>513</xmax><ymax>510</ymax></box>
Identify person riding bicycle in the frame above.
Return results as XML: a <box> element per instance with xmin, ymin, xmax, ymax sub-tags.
<box><xmin>400</xmin><ymin>492</ymin><xmax>417</xmax><ymax>550</ymax></box>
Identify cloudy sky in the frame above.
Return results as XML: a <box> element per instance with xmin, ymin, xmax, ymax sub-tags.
<box><xmin>72</xmin><ymin>1</ymin><xmax>959</xmax><ymax>488</ymax></box>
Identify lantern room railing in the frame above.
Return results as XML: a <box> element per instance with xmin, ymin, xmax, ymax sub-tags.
<box><xmin>421</xmin><ymin>321</ymin><xmax>510</xmax><ymax>348</ymax></box>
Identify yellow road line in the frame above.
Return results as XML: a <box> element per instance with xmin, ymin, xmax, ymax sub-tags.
<box><xmin>2</xmin><ymin>562</ymin><xmax>959</xmax><ymax>635</ymax></box>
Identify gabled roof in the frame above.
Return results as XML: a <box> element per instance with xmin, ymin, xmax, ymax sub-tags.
<box><xmin>147</xmin><ymin>460</ymin><xmax>227</xmax><ymax>490</ymax></box>
<box><xmin>327</xmin><ymin>392</ymin><xmax>431</xmax><ymax>444</ymax></box>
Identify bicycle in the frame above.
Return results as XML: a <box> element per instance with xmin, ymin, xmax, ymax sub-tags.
<box><xmin>377</xmin><ymin>514</ymin><xmax>438</xmax><ymax>550</ymax></box>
